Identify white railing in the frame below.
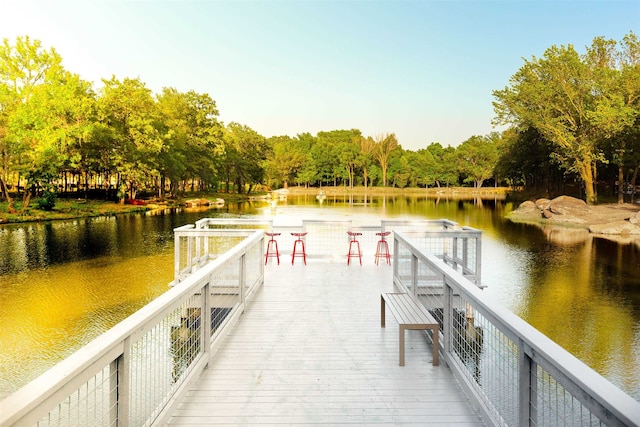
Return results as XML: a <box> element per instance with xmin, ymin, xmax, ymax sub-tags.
<box><xmin>393</xmin><ymin>231</ymin><xmax>640</xmax><ymax>427</ymax></box>
<box><xmin>0</xmin><ymin>230</ymin><xmax>265</xmax><ymax>427</ymax></box>
<box><xmin>174</xmin><ymin>218</ymin><xmax>482</xmax><ymax>286</ymax></box>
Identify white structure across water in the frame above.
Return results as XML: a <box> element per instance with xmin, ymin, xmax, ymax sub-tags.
<box><xmin>1</xmin><ymin>219</ymin><xmax>639</xmax><ymax>426</ymax></box>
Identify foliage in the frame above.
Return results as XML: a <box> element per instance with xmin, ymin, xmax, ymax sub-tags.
<box><xmin>2</xmin><ymin>33</ymin><xmax>639</xmax><ymax>207</ymax></box>
<box><xmin>494</xmin><ymin>32</ymin><xmax>640</xmax><ymax>203</ymax></box>
<box><xmin>35</xmin><ymin>188</ymin><xmax>56</xmax><ymax>210</ymax></box>
<box><xmin>456</xmin><ymin>133</ymin><xmax>501</xmax><ymax>188</ymax></box>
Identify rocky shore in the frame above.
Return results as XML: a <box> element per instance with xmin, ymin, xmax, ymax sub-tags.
<box><xmin>509</xmin><ymin>195</ymin><xmax>640</xmax><ymax>236</ymax></box>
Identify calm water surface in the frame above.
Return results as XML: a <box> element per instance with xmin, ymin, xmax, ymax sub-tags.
<box><xmin>1</xmin><ymin>194</ymin><xmax>639</xmax><ymax>402</ymax></box>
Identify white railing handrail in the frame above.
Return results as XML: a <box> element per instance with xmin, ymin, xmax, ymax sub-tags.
<box><xmin>393</xmin><ymin>231</ymin><xmax>640</xmax><ymax>426</ymax></box>
<box><xmin>0</xmin><ymin>230</ymin><xmax>265</xmax><ymax>426</ymax></box>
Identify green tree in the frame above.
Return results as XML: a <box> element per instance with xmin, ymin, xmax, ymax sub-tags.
<box><xmin>407</xmin><ymin>149</ymin><xmax>437</xmax><ymax>187</ymax></box>
<box><xmin>493</xmin><ymin>44</ymin><xmax>597</xmax><ymax>201</ymax></box>
<box><xmin>427</xmin><ymin>143</ymin><xmax>458</xmax><ymax>187</ymax></box>
<box><xmin>374</xmin><ymin>133</ymin><xmax>399</xmax><ymax>187</ymax></box>
<box><xmin>265</xmin><ymin>135</ymin><xmax>306</xmax><ymax>189</ymax></box>
<box><xmin>586</xmin><ymin>33</ymin><xmax>640</xmax><ymax>203</ymax></box>
<box><xmin>456</xmin><ymin>134</ymin><xmax>500</xmax><ymax>188</ymax></box>
<box><xmin>222</xmin><ymin>123</ymin><xmax>267</xmax><ymax>194</ymax></box>
<box><xmin>493</xmin><ymin>33</ymin><xmax>640</xmax><ymax>204</ymax></box>
<box><xmin>156</xmin><ymin>88</ymin><xmax>222</xmax><ymax>197</ymax></box>
<box><xmin>388</xmin><ymin>149</ymin><xmax>410</xmax><ymax>188</ymax></box>
<box><xmin>97</xmin><ymin>76</ymin><xmax>163</xmax><ymax>202</ymax></box>
<box><xmin>0</xmin><ymin>36</ymin><xmax>67</xmax><ymax>210</ymax></box>
<box><xmin>358</xmin><ymin>135</ymin><xmax>375</xmax><ymax>190</ymax></box>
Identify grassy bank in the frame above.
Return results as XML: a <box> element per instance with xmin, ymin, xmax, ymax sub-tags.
<box><xmin>0</xmin><ymin>199</ymin><xmax>152</xmax><ymax>224</ymax></box>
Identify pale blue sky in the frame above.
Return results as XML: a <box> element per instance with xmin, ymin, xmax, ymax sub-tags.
<box><xmin>1</xmin><ymin>0</ymin><xmax>638</xmax><ymax>150</ymax></box>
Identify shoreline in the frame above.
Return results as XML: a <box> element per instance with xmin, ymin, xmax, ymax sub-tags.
<box><xmin>2</xmin><ymin>188</ymin><xmax>638</xmax><ymax>231</ymax></box>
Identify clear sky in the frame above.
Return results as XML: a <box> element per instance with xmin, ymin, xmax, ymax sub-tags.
<box><xmin>1</xmin><ymin>0</ymin><xmax>638</xmax><ymax>150</ymax></box>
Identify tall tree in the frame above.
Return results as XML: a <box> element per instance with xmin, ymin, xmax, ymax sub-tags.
<box><xmin>358</xmin><ymin>135</ymin><xmax>375</xmax><ymax>190</ymax></box>
<box><xmin>223</xmin><ymin>123</ymin><xmax>267</xmax><ymax>194</ymax></box>
<box><xmin>427</xmin><ymin>143</ymin><xmax>458</xmax><ymax>187</ymax></box>
<box><xmin>493</xmin><ymin>44</ymin><xmax>597</xmax><ymax>201</ymax></box>
<box><xmin>156</xmin><ymin>88</ymin><xmax>222</xmax><ymax>197</ymax></box>
<box><xmin>0</xmin><ymin>36</ymin><xmax>65</xmax><ymax>210</ymax></box>
<box><xmin>265</xmin><ymin>135</ymin><xmax>306</xmax><ymax>189</ymax></box>
<box><xmin>456</xmin><ymin>134</ymin><xmax>500</xmax><ymax>188</ymax></box>
<box><xmin>374</xmin><ymin>133</ymin><xmax>399</xmax><ymax>187</ymax></box>
<box><xmin>97</xmin><ymin>76</ymin><xmax>163</xmax><ymax>202</ymax></box>
<box><xmin>493</xmin><ymin>32</ymin><xmax>640</xmax><ymax>204</ymax></box>
<box><xmin>586</xmin><ymin>33</ymin><xmax>640</xmax><ymax>203</ymax></box>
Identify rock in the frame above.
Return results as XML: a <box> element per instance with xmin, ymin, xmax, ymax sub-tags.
<box><xmin>548</xmin><ymin>195</ymin><xmax>589</xmax><ymax>216</ymax></box>
<box><xmin>542</xmin><ymin>209</ymin><xmax>553</xmax><ymax>219</ymax></box>
<box><xmin>535</xmin><ymin>198</ymin><xmax>551</xmax><ymax>211</ymax></box>
<box><xmin>590</xmin><ymin>221</ymin><xmax>640</xmax><ymax>236</ymax></box>
<box><xmin>547</xmin><ymin>214</ymin><xmax>587</xmax><ymax>224</ymax></box>
<box><xmin>516</xmin><ymin>200</ymin><xmax>537</xmax><ymax>213</ymax></box>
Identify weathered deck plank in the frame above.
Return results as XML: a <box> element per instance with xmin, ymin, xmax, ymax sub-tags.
<box><xmin>168</xmin><ymin>259</ymin><xmax>484</xmax><ymax>425</ymax></box>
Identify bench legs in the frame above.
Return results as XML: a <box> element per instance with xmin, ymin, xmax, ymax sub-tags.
<box><xmin>399</xmin><ymin>325</ymin><xmax>439</xmax><ymax>367</ymax></box>
<box><xmin>381</xmin><ymin>296</ymin><xmax>439</xmax><ymax>367</ymax></box>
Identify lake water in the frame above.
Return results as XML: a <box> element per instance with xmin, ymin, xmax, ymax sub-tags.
<box><xmin>1</xmin><ymin>193</ymin><xmax>639</xmax><ymax>402</ymax></box>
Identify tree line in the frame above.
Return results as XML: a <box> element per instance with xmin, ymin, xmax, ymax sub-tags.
<box><xmin>1</xmin><ymin>32</ymin><xmax>638</xmax><ymax>212</ymax></box>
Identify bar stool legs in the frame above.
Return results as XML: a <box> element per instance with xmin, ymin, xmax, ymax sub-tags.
<box><xmin>375</xmin><ymin>231</ymin><xmax>391</xmax><ymax>265</ymax></box>
<box><xmin>265</xmin><ymin>232</ymin><xmax>280</xmax><ymax>265</ymax></box>
<box><xmin>291</xmin><ymin>232</ymin><xmax>307</xmax><ymax>265</ymax></box>
<box><xmin>347</xmin><ymin>231</ymin><xmax>362</xmax><ymax>265</ymax></box>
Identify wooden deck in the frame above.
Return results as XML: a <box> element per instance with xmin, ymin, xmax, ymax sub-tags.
<box><xmin>168</xmin><ymin>258</ymin><xmax>484</xmax><ymax>426</ymax></box>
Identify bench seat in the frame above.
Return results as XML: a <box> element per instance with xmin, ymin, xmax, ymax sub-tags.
<box><xmin>381</xmin><ymin>292</ymin><xmax>440</xmax><ymax>366</ymax></box>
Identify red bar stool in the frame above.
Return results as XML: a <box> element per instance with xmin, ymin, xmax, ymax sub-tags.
<box><xmin>375</xmin><ymin>231</ymin><xmax>391</xmax><ymax>265</ymax></box>
<box><xmin>347</xmin><ymin>231</ymin><xmax>362</xmax><ymax>265</ymax></box>
<box><xmin>265</xmin><ymin>232</ymin><xmax>280</xmax><ymax>265</ymax></box>
<box><xmin>291</xmin><ymin>232</ymin><xmax>307</xmax><ymax>265</ymax></box>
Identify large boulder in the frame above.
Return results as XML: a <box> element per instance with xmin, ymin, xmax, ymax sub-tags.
<box><xmin>515</xmin><ymin>200</ymin><xmax>537</xmax><ymax>213</ymax></box>
<box><xmin>535</xmin><ymin>198</ymin><xmax>551</xmax><ymax>211</ymax></box>
<box><xmin>548</xmin><ymin>195</ymin><xmax>589</xmax><ymax>216</ymax></box>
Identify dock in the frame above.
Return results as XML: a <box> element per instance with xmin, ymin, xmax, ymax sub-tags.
<box><xmin>5</xmin><ymin>220</ymin><xmax>636</xmax><ymax>427</ymax></box>
<box><xmin>168</xmin><ymin>259</ymin><xmax>483</xmax><ymax>425</ymax></box>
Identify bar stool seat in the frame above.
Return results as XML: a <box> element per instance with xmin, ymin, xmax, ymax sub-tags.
<box><xmin>265</xmin><ymin>232</ymin><xmax>281</xmax><ymax>265</ymax></box>
<box><xmin>375</xmin><ymin>231</ymin><xmax>391</xmax><ymax>265</ymax></box>
<box><xmin>347</xmin><ymin>231</ymin><xmax>362</xmax><ymax>265</ymax></box>
<box><xmin>291</xmin><ymin>232</ymin><xmax>307</xmax><ymax>265</ymax></box>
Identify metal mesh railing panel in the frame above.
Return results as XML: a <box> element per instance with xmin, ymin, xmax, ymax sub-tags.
<box><xmin>129</xmin><ymin>294</ymin><xmax>202</xmax><ymax>426</ymax></box>
<box><xmin>37</xmin><ymin>366</ymin><xmax>116</xmax><ymax>427</ymax></box>
<box><xmin>453</xmin><ymin>297</ymin><xmax>518</xmax><ymax>426</ymax></box>
<box><xmin>532</xmin><ymin>366</ymin><xmax>606</xmax><ymax>426</ymax></box>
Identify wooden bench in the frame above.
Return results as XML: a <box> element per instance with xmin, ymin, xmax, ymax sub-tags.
<box><xmin>381</xmin><ymin>292</ymin><xmax>440</xmax><ymax>366</ymax></box>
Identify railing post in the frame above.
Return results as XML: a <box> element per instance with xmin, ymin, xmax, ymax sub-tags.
<box><xmin>204</xmin><ymin>225</ymin><xmax>211</xmax><ymax>257</ymax></box>
<box><xmin>452</xmin><ymin>236</ymin><xmax>459</xmax><ymax>270</ymax></box>
<box><xmin>239</xmin><ymin>253</ymin><xmax>246</xmax><ymax>307</ymax></box>
<box><xmin>203</xmin><ymin>280</ymin><xmax>212</xmax><ymax>363</ymax></box>
<box><xmin>174</xmin><ymin>233</ymin><xmax>181</xmax><ymax>284</ymax></box>
<box><xmin>187</xmin><ymin>235</ymin><xmax>193</xmax><ymax>272</ymax></box>
<box><xmin>195</xmin><ymin>233</ymin><xmax>201</xmax><ymax>266</ymax></box>
<box><xmin>411</xmin><ymin>253</ymin><xmax>418</xmax><ymax>296</ymax></box>
<box><xmin>117</xmin><ymin>339</ymin><xmax>131</xmax><ymax>427</ymax></box>
<box><xmin>462</xmin><ymin>237</ymin><xmax>468</xmax><ymax>272</ymax></box>
<box><xmin>443</xmin><ymin>279</ymin><xmax>452</xmax><ymax>358</ymax></box>
<box><xmin>393</xmin><ymin>235</ymin><xmax>399</xmax><ymax>281</ymax></box>
<box><xmin>475</xmin><ymin>234</ymin><xmax>482</xmax><ymax>286</ymax></box>
<box><xmin>519</xmin><ymin>341</ymin><xmax>536</xmax><ymax>426</ymax></box>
